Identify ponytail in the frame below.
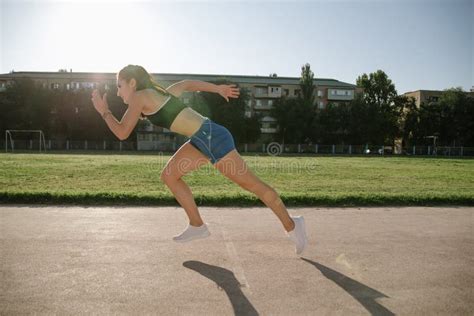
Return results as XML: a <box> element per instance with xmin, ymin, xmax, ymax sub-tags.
<box><xmin>118</xmin><ymin>64</ymin><xmax>170</xmax><ymax>96</ymax></box>
<box><xmin>118</xmin><ymin>65</ymin><xmax>171</xmax><ymax>120</ymax></box>
<box><xmin>149</xmin><ymin>76</ymin><xmax>170</xmax><ymax>96</ymax></box>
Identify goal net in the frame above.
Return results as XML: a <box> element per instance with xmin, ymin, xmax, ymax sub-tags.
<box><xmin>5</xmin><ymin>130</ymin><xmax>47</xmax><ymax>152</ymax></box>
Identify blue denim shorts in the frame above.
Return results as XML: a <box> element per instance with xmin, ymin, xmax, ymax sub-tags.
<box><xmin>187</xmin><ymin>118</ymin><xmax>236</xmax><ymax>164</ymax></box>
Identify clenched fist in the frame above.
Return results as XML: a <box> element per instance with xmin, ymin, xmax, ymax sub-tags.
<box><xmin>91</xmin><ymin>89</ymin><xmax>109</xmax><ymax>115</ymax></box>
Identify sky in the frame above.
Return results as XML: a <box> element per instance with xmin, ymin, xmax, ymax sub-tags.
<box><xmin>0</xmin><ymin>0</ymin><xmax>472</xmax><ymax>94</ymax></box>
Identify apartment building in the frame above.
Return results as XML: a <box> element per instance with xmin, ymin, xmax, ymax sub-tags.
<box><xmin>403</xmin><ymin>89</ymin><xmax>474</xmax><ymax>108</ymax></box>
<box><xmin>403</xmin><ymin>90</ymin><xmax>443</xmax><ymax>107</ymax></box>
<box><xmin>0</xmin><ymin>70</ymin><xmax>359</xmax><ymax>147</ymax></box>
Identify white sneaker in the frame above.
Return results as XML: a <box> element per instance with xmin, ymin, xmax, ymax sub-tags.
<box><xmin>173</xmin><ymin>223</ymin><xmax>211</xmax><ymax>243</ymax></box>
<box><xmin>286</xmin><ymin>216</ymin><xmax>308</xmax><ymax>255</ymax></box>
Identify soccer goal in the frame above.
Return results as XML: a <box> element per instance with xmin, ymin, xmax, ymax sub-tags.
<box><xmin>5</xmin><ymin>130</ymin><xmax>47</xmax><ymax>153</ymax></box>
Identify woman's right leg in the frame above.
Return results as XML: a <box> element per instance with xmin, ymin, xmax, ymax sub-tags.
<box><xmin>160</xmin><ymin>141</ymin><xmax>210</xmax><ymax>226</ymax></box>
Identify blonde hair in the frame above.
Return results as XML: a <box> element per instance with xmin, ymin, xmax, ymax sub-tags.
<box><xmin>117</xmin><ymin>64</ymin><xmax>169</xmax><ymax>96</ymax></box>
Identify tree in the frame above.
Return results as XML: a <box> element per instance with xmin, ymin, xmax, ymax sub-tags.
<box><xmin>413</xmin><ymin>88</ymin><xmax>474</xmax><ymax>146</ymax></box>
<box><xmin>241</xmin><ymin>114</ymin><xmax>262</xmax><ymax>144</ymax></box>
<box><xmin>299</xmin><ymin>63</ymin><xmax>317</xmax><ymax>141</ymax></box>
<box><xmin>316</xmin><ymin>101</ymin><xmax>350</xmax><ymax>144</ymax></box>
<box><xmin>356</xmin><ymin>70</ymin><xmax>398</xmax><ymax>107</ymax></box>
<box><xmin>356</xmin><ymin>70</ymin><xmax>402</xmax><ymax>145</ymax></box>
<box><xmin>299</xmin><ymin>63</ymin><xmax>316</xmax><ymax>108</ymax></box>
<box><xmin>193</xmin><ymin>80</ymin><xmax>260</xmax><ymax>144</ymax></box>
<box><xmin>439</xmin><ymin>88</ymin><xmax>474</xmax><ymax>146</ymax></box>
<box><xmin>271</xmin><ymin>97</ymin><xmax>306</xmax><ymax>144</ymax></box>
<box><xmin>0</xmin><ymin>78</ymin><xmax>53</xmax><ymax>134</ymax></box>
<box><xmin>400</xmin><ymin>95</ymin><xmax>419</xmax><ymax>147</ymax></box>
<box><xmin>272</xmin><ymin>63</ymin><xmax>317</xmax><ymax>144</ymax></box>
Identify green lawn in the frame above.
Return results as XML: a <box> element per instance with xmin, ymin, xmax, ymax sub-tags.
<box><xmin>0</xmin><ymin>153</ymin><xmax>473</xmax><ymax>206</ymax></box>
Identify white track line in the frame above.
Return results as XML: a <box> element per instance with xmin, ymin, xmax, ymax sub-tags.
<box><xmin>218</xmin><ymin>213</ymin><xmax>252</xmax><ymax>295</ymax></box>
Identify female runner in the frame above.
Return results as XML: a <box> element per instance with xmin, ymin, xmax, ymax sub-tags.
<box><xmin>91</xmin><ymin>65</ymin><xmax>307</xmax><ymax>254</ymax></box>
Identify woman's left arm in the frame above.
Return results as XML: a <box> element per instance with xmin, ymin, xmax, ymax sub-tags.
<box><xmin>186</xmin><ymin>80</ymin><xmax>240</xmax><ymax>102</ymax></box>
<box><xmin>91</xmin><ymin>89</ymin><xmax>143</xmax><ymax>140</ymax></box>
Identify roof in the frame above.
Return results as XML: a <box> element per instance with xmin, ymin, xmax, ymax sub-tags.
<box><xmin>403</xmin><ymin>90</ymin><xmax>443</xmax><ymax>94</ymax></box>
<box><xmin>0</xmin><ymin>71</ymin><xmax>357</xmax><ymax>88</ymax></box>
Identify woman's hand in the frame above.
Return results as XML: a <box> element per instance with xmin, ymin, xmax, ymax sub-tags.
<box><xmin>91</xmin><ymin>89</ymin><xmax>109</xmax><ymax>115</ymax></box>
<box><xmin>217</xmin><ymin>84</ymin><xmax>240</xmax><ymax>102</ymax></box>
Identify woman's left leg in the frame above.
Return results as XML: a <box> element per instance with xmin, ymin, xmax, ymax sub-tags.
<box><xmin>161</xmin><ymin>141</ymin><xmax>210</xmax><ymax>227</ymax></box>
<box><xmin>214</xmin><ymin>149</ymin><xmax>295</xmax><ymax>232</ymax></box>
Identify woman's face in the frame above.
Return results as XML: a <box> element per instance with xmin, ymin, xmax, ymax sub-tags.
<box><xmin>116</xmin><ymin>78</ymin><xmax>136</xmax><ymax>104</ymax></box>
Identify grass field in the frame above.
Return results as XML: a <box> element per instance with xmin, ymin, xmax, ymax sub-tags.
<box><xmin>0</xmin><ymin>152</ymin><xmax>473</xmax><ymax>206</ymax></box>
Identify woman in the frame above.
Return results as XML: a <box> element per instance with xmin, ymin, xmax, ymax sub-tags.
<box><xmin>91</xmin><ymin>64</ymin><xmax>308</xmax><ymax>255</ymax></box>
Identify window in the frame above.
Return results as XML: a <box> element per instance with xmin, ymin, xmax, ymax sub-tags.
<box><xmin>317</xmin><ymin>90</ymin><xmax>323</xmax><ymax>97</ymax></box>
<box><xmin>268</xmin><ymin>100</ymin><xmax>273</xmax><ymax>106</ymax></box>
<box><xmin>138</xmin><ymin>134</ymin><xmax>154</xmax><ymax>141</ymax></box>
<box><xmin>256</xmin><ymin>87</ymin><xmax>266</xmax><ymax>94</ymax></box>
<box><xmin>183</xmin><ymin>98</ymin><xmax>189</xmax><ymax>104</ymax></box>
<box><xmin>256</xmin><ymin>100</ymin><xmax>262</xmax><ymax>106</ymax></box>
<box><xmin>294</xmin><ymin>89</ymin><xmax>301</xmax><ymax>96</ymax></box>
<box><xmin>331</xmin><ymin>89</ymin><xmax>352</xmax><ymax>96</ymax></box>
<box><xmin>284</xmin><ymin>89</ymin><xmax>289</xmax><ymax>96</ymax></box>
<box><xmin>319</xmin><ymin>101</ymin><xmax>324</xmax><ymax>109</ymax></box>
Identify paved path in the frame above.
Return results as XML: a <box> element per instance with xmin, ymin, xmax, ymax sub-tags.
<box><xmin>1</xmin><ymin>206</ymin><xmax>473</xmax><ymax>315</ymax></box>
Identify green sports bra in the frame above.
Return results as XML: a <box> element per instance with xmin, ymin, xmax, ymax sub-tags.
<box><xmin>144</xmin><ymin>94</ymin><xmax>188</xmax><ymax>129</ymax></box>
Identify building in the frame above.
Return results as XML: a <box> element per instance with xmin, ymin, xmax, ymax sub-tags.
<box><xmin>403</xmin><ymin>90</ymin><xmax>443</xmax><ymax>108</ymax></box>
<box><xmin>0</xmin><ymin>70</ymin><xmax>360</xmax><ymax>148</ymax></box>
<box><xmin>403</xmin><ymin>89</ymin><xmax>474</xmax><ymax>108</ymax></box>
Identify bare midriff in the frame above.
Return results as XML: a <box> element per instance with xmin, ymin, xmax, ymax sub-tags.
<box><xmin>169</xmin><ymin>108</ymin><xmax>206</xmax><ymax>137</ymax></box>
<box><xmin>141</xmin><ymin>88</ymin><xmax>206</xmax><ymax>138</ymax></box>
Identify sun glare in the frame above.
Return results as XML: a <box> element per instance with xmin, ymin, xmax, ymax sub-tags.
<box><xmin>42</xmin><ymin>1</ymin><xmax>160</xmax><ymax>72</ymax></box>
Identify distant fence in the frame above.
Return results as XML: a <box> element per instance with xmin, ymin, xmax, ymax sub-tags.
<box><xmin>2</xmin><ymin>139</ymin><xmax>136</xmax><ymax>151</ymax></box>
<box><xmin>2</xmin><ymin>139</ymin><xmax>474</xmax><ymax>157</ymax></box>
